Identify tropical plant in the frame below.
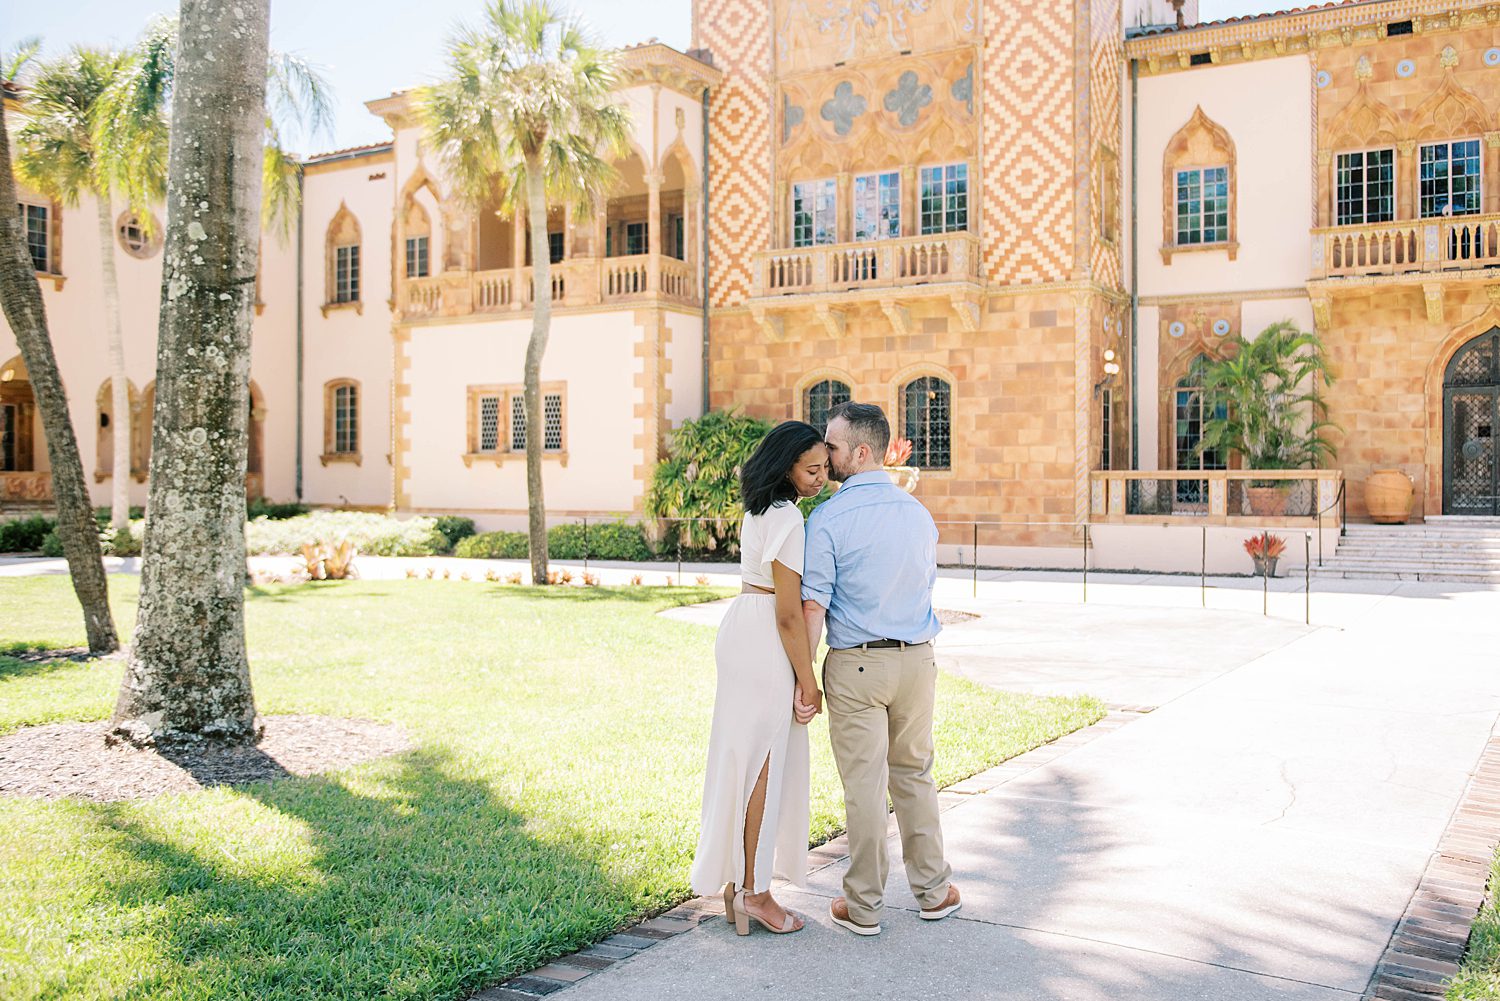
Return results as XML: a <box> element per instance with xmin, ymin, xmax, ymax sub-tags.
<box><xmin>110</xmin><ymin>0</ymin><xmax>273</xmax><ymax>748</ymax></box>
<box><xmin>884</xmin><ymin>437</ymin><xmax>914</xmax><ymax>467</ymax></box>
<box><xmin>1242</xmin><ymin>531</ymin><xmax>1287</xmax><ymax>560</ymax></box>
<box><xmin>301</xmin><ymin>540</ymin><xmax>357</xmax><ymax>580</ymax></box>
<box><xmin>14</xmin><ymin>46</ymin><xmax>147</xmax><ymax>531</ymax></box>
<box><xmin>1196</xmin><ymin>321</ymin><xmax>1340</xmax><ymax>483</ymax></box>
<box><xmin>0</xmin><ymin>96</ymin><xmax>118</xmax><ymax>652</ymax></box>
<box><xmin>420</xmin><ymin>0</ymin><xmax>630</xmax><ymax>584</ymax></box>
<box><xmin>647</xmin><ymin>410</ymin><xmax>774</xmax><ymax>554</ymax></box>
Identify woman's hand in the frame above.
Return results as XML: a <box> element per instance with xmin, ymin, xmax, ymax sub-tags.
<box><xmin>793</xmin><ymin>684</ymin><xmax>822</xmax><ymax>725</ymax></box>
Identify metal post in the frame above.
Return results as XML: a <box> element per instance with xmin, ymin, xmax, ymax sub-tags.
<box><xmin>676</xmin><ymin>526</ymin><xmax>683</xmax><ymax>587</ymax></box>
<box><xmin>1304</xmin><ymin>531</ymin><xmax>1312</xmax><ymax>626</ymax></box>
<box><xmin>582</xmin><ymin>517</ymin><xmax>589</xmax><ymax>577</ymax></box>
<box><xmin>1262</xmin><ymin>532</ymin><xmax>1269</xmax><ymax>617</ymax></box>
<box><xmin>1082</xmin><ymin>523</ymin><xmax>1089</xmax><ymax>603</ymax></box>
<box><xmin>972</xmin><ymin>522</ymin><xmax>978</xmax><ymax>598</ymax></box>
<box><xmin>1316</xmin><ymin>503</ymin><xmax>1323</xmax><ymax>568</ymax></box>
<box><xmin>1201</xmin><ymin>526</ymin><xmax>1207</xmax><ymax>609</ymax></box>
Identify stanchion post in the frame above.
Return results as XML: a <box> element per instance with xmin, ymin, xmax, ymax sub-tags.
<box><xmin>1082</xmin><ymin>523</ymin><xmax>1089</xmax><ymax>604</ymax></box>
<box><xmin>1201</xmin><ymin>526</ymin><xmax>1207</xmax><ymax>609</ymax></box>
<box><xmin>1305</xmin><ymin>530</ymin><xmax>1312</xmax><ymax>626</ymax></box>
<box><xmin>972</xmin><ymin>522</ymin><xmax>978</xmax><ymax>599</ymax></box>
<box><xmin>1262</xmin><ymin>530</ymin><xmax>1269</xmax><ymax>617</ymax></box>
<box><xmin>676</xmin><ymin>525</ymin><xmax>683</xmax><ymax>587</ymax></box>
<box><xmin>582</xmin><ymin>517</ymin><xmax>589</xmax><ymax>577</ymax></box>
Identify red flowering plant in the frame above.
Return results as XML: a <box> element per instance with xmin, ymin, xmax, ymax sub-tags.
<box><xmin>1242</xmin><ymin>531</ymin><xmax>1287</xmax><ymax>560</ymax></box>
<box><xmin>884</xmin><ymin>437</ymin><xmax>914</xmax><ymax>467</ymax></box>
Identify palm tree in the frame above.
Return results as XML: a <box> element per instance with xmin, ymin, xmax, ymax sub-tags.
<box><xmin>110</xmin><ymin>0</ymin><xmax>273</xmax><ymax>748</ymax></box>
<box><xmin>420</xmin><ymin>0</ymin><xmax>630</xmax><ymax>584</ymax></box>
<box><xmin>0</xmin><ymin>94</ymin><xmax>118</xmax><ymax>654</ymax></box>
<box><xmin>1197</xmin><ymin>320</ymin><xmax>1341</xmax><ymax>476</ymax></box>
<box><xmin>14</xmin><ymin>47</ymin><xmax>148</xmax><ymax>534</ymax></box>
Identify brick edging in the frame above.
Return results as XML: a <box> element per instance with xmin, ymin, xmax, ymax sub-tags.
<box><xmin>1363</xmin><ymin>737</ymin><xmax>1500</xmax><ymax>1001</ymax></box>
<box><xmin>468</xmin><ymin>707</ymin><xmax>1142</xmax><ymax>1000</ymax></box>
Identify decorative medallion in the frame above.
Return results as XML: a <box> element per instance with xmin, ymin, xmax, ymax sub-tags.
<box><xmin>782</xmin><ymin>93</ymin><xmax>804</xmax><ymax>145</ymax></box>
<box><xmin>1464</xmin><ymin>439</ymin><xmax>1484</xmax><ymax>461</ymax></box>
<box><xmin>1396</xmin><ymin>59</ymin><xmax>1415</xmax><ymax>78</ymax></box>
<box><xmin>1486</xmin><ymin>47</ymin><xmax>1500</xmax><ymax>66</ymax></box>
<box><xmin>951</xmin><ymin>62</ymin><xmax>975</xmax><ymax>115</ymax></box>
<box><xmin>1169</xmin><ymin>321</ymin><xmax>1186</xmax><ymax>338</ymax></box>
<box><xmin>1103</xmin><ymin>316</ymin><xmax>1112</xmax><ymax>333</ymax></box>
<box><xmin>1355</xmin><ymin>55</ymin><xmax>1373</xmax><ymax>81</ymax></box>
<box><xmin>884</xmin><ymin>70</ymin><xmax>933</xmax><ymax>128</ymax></box>
<box><xmin>820</xmin><ymin>81</ymin><xmax>867</xmax><ymax>137</ymax></box>
<box><xmin>1441</xmin><ymin>45</ymin><xmax>1459</xmax><ymax>68</ymax></box>
<box><xmin>1212</xmin><ymin>318</ymin><xmax>1230</xmax><ymax>336</ymax></box>
<box><xmin>1315</xmin><ymin>70</ymin><xmax>1331</xmax><ymax>89</ymax></box>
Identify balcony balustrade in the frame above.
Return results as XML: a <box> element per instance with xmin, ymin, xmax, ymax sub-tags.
<box><xmin>752</xmin><ymin>232</ymin><xmax>979</xmax><ymax>296</ymax></box>
<box><xmin>1089</xmin><ymin>469</ymin><xmax>1343</xmax><ymax>527</ymax></box>
<box><xmin>399</xmin><ymin>252</ymin><xmax>698</xmax><ymax>321</ymax></box>
<box><xmin>1313</xmin><ymin>214</ymin><xmax>1500</xmax><ymax>279</ymax></box>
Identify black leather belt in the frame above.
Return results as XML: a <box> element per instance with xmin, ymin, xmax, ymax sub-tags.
<box><xmin>837</xmin><ymin>639</ymin><xmax>930</xmax><ymax>651</ymax></box>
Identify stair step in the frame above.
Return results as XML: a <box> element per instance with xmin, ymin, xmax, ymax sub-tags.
<box><xmin>1312</xmin><ymin>568</ymin><xmax>1500</xmax><ymax>583</ymax></box>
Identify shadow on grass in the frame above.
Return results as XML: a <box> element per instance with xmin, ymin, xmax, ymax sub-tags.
<box><xmin>0</xmin><ymin>651</ymin><xmax>98</xmax><ymax>683</ymax></box>
<box><xmin>478</xmin><ymin>585</ymin><xmax>727</xmax><ymax>606</ymax></box>
<box><xmin>77</xmin><ymin>747</ymin><xmax>633</xmax><ymax>1001</ymax></box>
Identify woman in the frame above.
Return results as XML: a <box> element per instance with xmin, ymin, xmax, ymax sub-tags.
<box><xmin>690</xmin><ymin>420</ymin><xmax>828</xmax><ymax>936</ymax></box>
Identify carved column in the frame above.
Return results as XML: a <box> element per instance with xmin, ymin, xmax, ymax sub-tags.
<box><xmin>563</xmin><ymin>204</ymin><xmax>574</xmax><ymax>260</ymax></box>
<box><xmin>901</xmin><ymin>164</ymin><xmax>918</xmax><ymax>238</ymax></box>
<box><xmin>775</xmin><ymin>180</ymin><xmax>788</xmax><ymax>249</ymax></box>
<box><xmin>647</xmin><ymin>170</ymin><xmax>663</xmax><ymax>291</ymax></box>
<box><xmin>1316</xmin><ymin>150</ymin><xmax>1332</xmax><ymax>228</ymax></box>
<box><xmin>1485</xmin><ymin>132</ymin><xmax>1500</xmax><ymax>215</ymax></box>
<box><xmin>836</xmin><ymin>172</ymin><xmax>852</xmax><ymax>244</ymax></box>
<box><xmin>1397</xmin><ymin>140</ymin><xmax>1417</xmax><ymax>222</ymax></box>
<box><xmin>511</xmin><ymin>210</ymin><xmax>526</xmax><ymax>310</ymax></box>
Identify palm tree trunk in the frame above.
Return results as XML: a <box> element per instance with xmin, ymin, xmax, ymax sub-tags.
<box><xmin>110</xmin><ymin>0</ymin><xmax>271</xmax><ymax>747</ymax></box>
<box><xmin>524</xmin><ymin>157</ymin><xmax>551</xmax><ymax>585</ymax></box>
<box><xmin>0</xmin><ymin>103</ymin><xmax>118</xmax><ymax>654</ymax></box>
<box><xmin>94</xmin><ymin>190</ymin><xmax>132</xmax><ymax>531</ymax></box>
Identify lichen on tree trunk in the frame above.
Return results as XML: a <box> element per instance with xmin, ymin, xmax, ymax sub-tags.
<box><xmin>110</xmin><ymin>0</ymin><xmax>272</xmax><ymax>747</ymax></box>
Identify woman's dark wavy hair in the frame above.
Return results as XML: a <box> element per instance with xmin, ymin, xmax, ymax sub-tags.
<box><xmin>740</xmin><ymin>420</ymin><xmax>825</xmax><ymax>516</ymax></box>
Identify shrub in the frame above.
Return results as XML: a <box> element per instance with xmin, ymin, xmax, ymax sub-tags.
<box><xmin>247</xmin><ymin>497</ymin><xmax>309</xmax><ymax>521</ymax></box>
<box><xmin>103</xmin><ymin>525</ymin><xmax>142</xmax><ymax>557</ymax></box>
<box><xmin>0</xmin><ymin>515</ymin><xmax>55</xmax><ymax>553</ymax></box>
<box><xmin>433</xmin><ymin>516</ymin><xmax>477</xmax><ymax>552</ymax></box>
<box><xmin>245</xmin><ymin>511</ymin><xmax>445</xmax><ymax>557</ymax></box>
<box><xmin>547</xmin><ymin>521</ymin><xmax>652</xmax><ymax>561</ymax></box>
<box><xmin>646</xmin><ymin>410</ymin><xmax>773</xmax><ymax>554</ymax></box>
<box><xmin>94</xmin><ymin>506</ymin><xmax>144</xmax><ymax>527</ymax></box>
<box><xmin>454</xmin><ymin>530</ymin><xmax>530</xmax><ymax>560</ymax></box>
<box><xmin>41</xmin><ymin>530</ymin><xmax>64</xmax><ymax>558</ymax></box>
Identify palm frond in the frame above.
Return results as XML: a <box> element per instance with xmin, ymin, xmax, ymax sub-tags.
<box><xmin>2</xmin><ymin>36</ymin><xmax>42</xmax><ymax>84</ymax></box>
<box><xmin>261</xmin><ymin>139</ymin><xmax>302</xmax><ymax>245</ymax></box>
<box><xmin>266</xmin><ymin>50</ymin><xmax>335</xmax><ymax>143</ymax></box>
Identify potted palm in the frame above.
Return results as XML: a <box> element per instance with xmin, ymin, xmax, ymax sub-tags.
<box><xmin>1196</xmin><ymin>321</ymin><xmax>1339</xmax><ymax>517</ymax></box>
<box><xmin>884</xmin><ymin>438</ymin><xmax>920</xmax><ymax>493</ymax></box>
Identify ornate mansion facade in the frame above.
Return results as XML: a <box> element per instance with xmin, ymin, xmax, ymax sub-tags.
<box><xmin>5</xmin><ymin>0</ymin><xmax>1500</xmax><ymax>564</ymax></box>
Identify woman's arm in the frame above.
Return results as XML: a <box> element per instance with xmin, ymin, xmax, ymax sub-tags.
<box><xmin>771</xmin><ymin>559</ymin><xmax>822</xmax><ymax>715</ymax></box>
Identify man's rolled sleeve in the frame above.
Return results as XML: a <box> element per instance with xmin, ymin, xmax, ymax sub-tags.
<box><xmin>800</xmin><ymin>511</ymin><xmax>836</xmax><ymax>608</ymax></box>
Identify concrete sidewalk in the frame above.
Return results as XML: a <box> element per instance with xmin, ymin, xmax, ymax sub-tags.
<box><xmin>577</xmin><ymin>580</ymin><xmax>1500</xmax><ymax>999</ymax></box>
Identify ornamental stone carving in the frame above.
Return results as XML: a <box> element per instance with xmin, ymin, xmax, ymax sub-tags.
<box><xmin>884</xmin><ymin>70</ymin><xmax>932</xmax><ymax>127</ymax></box>
<box><xmin>820</xmin><ymin>81</ymin><xmax>867</xmax><ymax>137</ymax></box>
<box><xmin>951</xmin><ymin>62</ymin><xmax>974</xmax><ymax>115</ymax></box>
<box><xmin>783</xmin><ymin>93</ymin><xmax>805</xmax><ymax>144</ymax></box>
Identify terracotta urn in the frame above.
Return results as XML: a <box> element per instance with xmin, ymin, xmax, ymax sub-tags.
<box><xmin>1246</xmin><ymin>484</ymin><xmax>1289</xmax><ymax>518</ymax></box>
<box><xmin>1365</xmin><ymin>469</ymin><xmax>1414</xmax><ymax>524</ymax></box>
<box><xmin>884</xmin><ymin>465</ymin><xmax>920</xmax><ymax>494</ymax></box>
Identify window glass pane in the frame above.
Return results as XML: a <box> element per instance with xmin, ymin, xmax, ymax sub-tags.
<box><xmin>334</xmin><ymin>385</ymin><xmax>358</xmax><ymax>454</ymax></box>
<box><xmin>853</xmin><ymin>172</ymin><xmax>900</xmax><ymax>241</ymax></box>
<box><xmin>335</xmin><ymin>245</ymin><xmax>360</xmax><ymax>302</ymax></box>
<box><xmin>903</xmin><ymin>376</ymin><xmax>951</xmax><ymax>469</ymax></box>
<box><xmin>804</xmin><ymin>379</ymin><xmax>851</xmax><ymax>433</ymax></box>
<box><xmin>1418</xmin><ymin>142</ymin><xmax>1482</xmax><ymax>217</ymax></box>
<box><xmin>548</xmin><ymin>231</ymin><xmax>564</xmax><ymax>264</ymax></box>
<box><xmin>814</xmin><ymin>179</ymin><xmax>836</xmax><ymax>245</ymax></box>
<box><xmin>543</xmin><ymin>394</ymin><xmax>563</xmax><ymax>452</ymax></box>
<box><xmin>1100</xmin><ymin>389</ymin><xmax>1112</xmax><ymax>471</ymax></box>
<box><xmin>510</xmin><ymin>396</ymin><xmax>526</xmax><ymax>452</ymax></box>
<box><xmin>18</xmin><ymin>204</ymin><xmax>48</xmax><ymax>272</ymax></box>
<box><xmin>479</xmin><ymin>396</ymin><xmax>500</xmax><ymax>452</ymax></box>
<box><xmin>405</xmin><ymin>236</ymin><xmax>429</xmax><ymax>278</ymax></box>
<box><xmin>0</xmin><ymin>403</ymin><xmax>14</xmax><ymax>471</ymax></box>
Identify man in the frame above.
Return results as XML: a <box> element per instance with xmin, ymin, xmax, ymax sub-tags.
<box><xmin>801</xmin><ymin>401</ymin><xmax>961</xmax><ymax>936</ymax></box>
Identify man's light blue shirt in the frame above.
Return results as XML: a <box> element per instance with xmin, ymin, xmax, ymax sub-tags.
<box><xmin>800</xmin><ymin>470</ymin><xmax>941</xmax><ymax>650</ymax></box>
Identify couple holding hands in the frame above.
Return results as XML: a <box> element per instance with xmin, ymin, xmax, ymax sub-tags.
<box><xmin>690</xmin><ymin>401</ymin><xmax>961</xmax><ymax>938</ymax></box>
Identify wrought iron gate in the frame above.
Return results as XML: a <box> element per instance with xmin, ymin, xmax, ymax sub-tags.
<box><xmin>1444</xmin><ymin>328</ymin><xmax>1500</xmax><ymax>515</ymax></box>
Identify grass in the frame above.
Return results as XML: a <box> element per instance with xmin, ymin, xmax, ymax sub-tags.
<box><xmin>0</xmin><ymin>575</ymin><xmax>1104</xmax><ymax>1001</ymax></box>
<box><xmin>1448</xmin><ymin>848</ymin><xmax>1500</xmax><ymax>999</ymax></box>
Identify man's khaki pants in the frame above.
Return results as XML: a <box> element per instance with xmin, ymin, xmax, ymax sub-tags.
<box><xmin>824</xmin><ymin>641</ymin><xmax>951</xmax><ymax>925</ymax></box>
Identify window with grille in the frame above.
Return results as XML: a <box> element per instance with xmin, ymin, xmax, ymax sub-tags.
<box><xmin>119</xmin><ymin>214</ymin><xmax>149</xmax><ymax>255</ymax></box>
<box><xmin>1420</xmin><ymin>140</ymin><xmax>1482</xmax><ymax>218</ymax></box>
<box><xmin>853</xmin><ymin>172</ymin><xmax>900</xmax><ymax>241</ymax></box>
<box><xmin>405</xmin><ymin>236</ymin><xmax>429</xmax><ymax>278</ymax></box>
<box><xmin>804</xmin><ymin>379</ymin><xmax>850</xmax><ymax>433</ymax></box>
<box><xmin>1176</xmin><ymin>168</ymin><xmax>1229</xmax><ymax>245</ymax></box>
<box><xmin>670</xmin><ymin>215</ymin><xmax>685</xmax><ymax>260</ymax></box>
<box><xmin>478</xmin><ymin>395</ymin><xmax>500</xmax><ymax>452</ymax></box>
<box><xmin>0</xmin><ymin>403</ymin><xmax>15</xmax><ymax>471</ymax></box>
<box><xmin>625</xmin><ymin>222</ymin><xmax>647</xmax><ymax>256</ymax></box>
<box><xmin>1100</xmin><ymin>389</ymin><xmax>1113</xmax><ymax>471</ymax></box>
<box><xmin>1336</xmin><ymin>150</ymin><xmax>1395</xmax><ymax>226</ymax></box>
<box><xmin>902</xmin><ymin>376</ymin><xmax>951</xmax><ymax>470</ymax></box>
<box><xmin>18</xmin><ymin>203</ymin><xmax>48</xmax><ymax>272</ymax></box>
<box><xmin>1174</xmin><ymin>357</ymin><xmax>1225</xmax><ymax>504</ymax></box>
<box><xmin>548</xmin><ymin>231</ymin><xmax>564</xmax><ymax>264</ymax></box>
<box><xmin>919</xmin><ymin>164</ymin><xmax>967</xmax><ymax>235</ymax></box>
<box><xmin>507</xmin><ymin>393</ymin><xmax>564</xmax><ymax>452</ymax></box>
<box><xmin>335</xmin><ymin>244</ymin><xmax>360</xmax><ymax>302</ymax></box>
<box><xmin>792</xmin><ymin>179</ymin><xmax>837</xmax><ymax>247</ymax></box>
<box><xmin>510</xmin><ymin>395</ymin><xmax>527</xmax><ymax>452</ymax></box>
<box><xmin>333</xmin><ymin>384</ymin><xmax>358</xmax><ymax>454</ymax></box>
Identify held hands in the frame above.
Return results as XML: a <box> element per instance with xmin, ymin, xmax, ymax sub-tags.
<box><xmin>793</xmin><ymin>684</ymin><xmax>823</xmax><ymax>725</ymax></box>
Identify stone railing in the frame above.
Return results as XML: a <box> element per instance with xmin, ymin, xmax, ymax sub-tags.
<box><xmin>1089</xmin><ymin>469</ymin><xmax>1343</xmax><ymax>526</ymax></box>
<box><xmin>399</xmin><ymin>254</ymin><xmax>698</xmax><ymax>321</ymax></box>
<box><xmin>1314</xmin><ymin>214</ymin><xmax>1500</xmax><ymax>278</ymax></box>
<box><xmin>752</xmin><ymin>232</ymin><xmax>980</xmax><ymax>295</ymax></box>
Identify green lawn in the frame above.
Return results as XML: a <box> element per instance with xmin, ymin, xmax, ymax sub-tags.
<box><xmin>0</xmin><ymin>575</ymin><xmax>1104</xmax><ymax>1001</ymax></box>
<box><xmin>1449</xmin><ymin>847</ymin><xmax>1500</xmax><ymax>1000</ymax></box>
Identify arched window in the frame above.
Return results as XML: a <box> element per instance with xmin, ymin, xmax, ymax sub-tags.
<box><xmin>1173</xmin><ymin>355</ymin><xmax>1226</xmax><ymax>504</ymax></box>
<box><xmin>902</xmin><ymin>376</ymin><xmax>951</xmax><ymax>470</ymax></box>
<box><xmin>324</xmin><ymin>204</ymin><xmax>362</xmax><ymax>308</ymax></box>
<box><xmin>804</xmin><ymin>379</ymin><xmax>850</xmax><ymax>433</ymax></box>
<box><xmin>403</xmin><ymin>200</ymin><xmax>431</xmax><ymax>278</ymax></box>
<box><xmin>1162</xmin><ymin>107</ymin><xmax>1237</xmax><ymax>263</ymax></box>
<box><xmin>322</xmin><ymin>380</ymin><xmax>360</xmax><ymax>464</ymax></box>
<box><xmin>95</xmin><ymin>379</ymin><xmax>143</xmax><ymax>480</ymax></box>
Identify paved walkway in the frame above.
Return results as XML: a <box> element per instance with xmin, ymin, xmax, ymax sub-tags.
<box><xmin>5</xmin><ymin>556</ymin><xmax>1499</xmax><ymax>997</ymax></box>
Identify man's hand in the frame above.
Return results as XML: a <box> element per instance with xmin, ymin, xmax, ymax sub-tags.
<box><xmin>793</xmin><ymin>684</ymin><xmax>822</xmax><ymax>725</ymax></box>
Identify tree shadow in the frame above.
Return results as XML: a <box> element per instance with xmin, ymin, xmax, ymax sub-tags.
<box><xmin>65</xmin><ymin>747</ymin><xmax>635</xmax><ymax>1001</ymax></box>
<box><xmin>0</xmin><ymin>649</ymin><xmax>98</xmax><ymax>683</ymax></box>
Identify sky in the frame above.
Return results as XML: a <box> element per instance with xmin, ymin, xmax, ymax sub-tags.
<box><xmin>9</xmin><ymin>0</ymin><xmax>1292</xmax><ymax>156</ymax></box>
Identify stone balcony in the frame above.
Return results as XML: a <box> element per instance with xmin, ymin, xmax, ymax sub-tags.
<box><xmin>746</xmin><ymin>232</ymin><xmax>983</xmax><ymax>338</ymax></box>
<box><xmin>1309</xmin><ymin>214</ymin><xmax>1500</xmax><ymax>325</ymax></box>
<box><xmin>400</xmin><ymin>253</ymin><xmax>699</xmax><ymax>321</ymax></box>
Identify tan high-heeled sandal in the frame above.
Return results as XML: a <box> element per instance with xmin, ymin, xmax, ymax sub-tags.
<box><xmin>732</xmin><ymin>889</ymin><xmax>803</xmax><ymax>935</ymax></box>
<box><xmin>723</xmin><ymin>882</ymin><xmax>737</xmax><ymax>924</ymax></box>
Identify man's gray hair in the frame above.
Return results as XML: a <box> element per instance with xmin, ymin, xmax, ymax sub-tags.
<box><xmin>828</xmin><ymin>401</ymin><xmax>890</xmax><ymax>459</ymax></box>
